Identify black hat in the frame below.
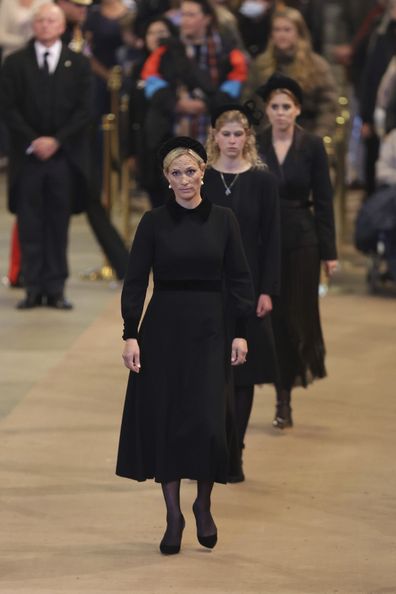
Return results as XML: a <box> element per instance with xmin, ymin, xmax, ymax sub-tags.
<box><xmin>158</xmin><ymin>136</ymin><xmax>207</xmax><ymax>165</ymax></box>
<box><xmin>210</xmin><ymin>101</ymin><xmax>263</xmax><ymax>128</ymax></box>
<box><xmin>255</xmin><ymin>73</ymin><xmax>303</xmax><ymax>105</ymax></box>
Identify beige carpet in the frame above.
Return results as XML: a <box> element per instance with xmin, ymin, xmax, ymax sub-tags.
<box><xmin>1</xmin><ymin>290</ymin><xmax>396</xmax><ymax>594</ymax></box>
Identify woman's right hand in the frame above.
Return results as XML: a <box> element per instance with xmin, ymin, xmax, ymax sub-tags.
<box><xmin>122</xmin><ymin>339</ymin><xmax>141</xmax><ymax>373</ymax></box>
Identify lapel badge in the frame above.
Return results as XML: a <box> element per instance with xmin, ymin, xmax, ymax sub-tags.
<box><xmin>64</xmin><ymin>60</ymin><xmax>72</xmax><ymax>68</ymax></box>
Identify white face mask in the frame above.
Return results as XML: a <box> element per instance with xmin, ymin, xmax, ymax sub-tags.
<box><xmin>239</xmin><ymin>0</ymin><xmax>269</xmax><ymax>19</ymax></box>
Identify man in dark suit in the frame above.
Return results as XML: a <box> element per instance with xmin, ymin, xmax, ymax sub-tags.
<box><xmin>0</xmin><ymin>2</ymin><xmax>92</xmax><ymax>309</ymax></box>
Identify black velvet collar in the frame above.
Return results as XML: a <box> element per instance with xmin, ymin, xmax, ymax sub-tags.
<box><xmin>166</xmin><ymin>197</ymin><xmax>212</xmax><ymax>223</ymax></box>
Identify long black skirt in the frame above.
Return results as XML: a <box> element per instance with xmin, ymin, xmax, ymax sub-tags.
<box><xmin>233</xmin><ymin>313</ymin><xmax>280</xmax><ymax>387</ymax></box>
<box><xmin>116</xmin><ymin>289</ymin><xmax>236</xmax><ymax>484</ymax></box>
<box><xmin>271</xmin><ymin>245</ymin><xmax>326</xmax><ymax>389</ymax></box>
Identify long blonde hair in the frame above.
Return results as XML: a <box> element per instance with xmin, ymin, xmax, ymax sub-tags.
<box><xmin>257</xmin><ymin>7</ymin><xmax>319</xmax><ymax>92</ymax></box>
<box><xmin>206</xmin><ymin>110</ymin><xmax>264</xmax><ymax>169</ymax></box>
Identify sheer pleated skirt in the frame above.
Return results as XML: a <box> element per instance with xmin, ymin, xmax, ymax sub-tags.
<box><xmin>272</xmin><ymin>245</ymin><xmax>326</xmax><ymax>389</ymax></box>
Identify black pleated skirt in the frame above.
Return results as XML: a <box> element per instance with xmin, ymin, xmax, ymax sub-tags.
<box><xmin>116</xmin><ymin>289</ymin><xmax>238</xmax><ymax>483</ymax></box>
<box><xmin>271</xmin><ymin>244</ymin><xmax>326</xmax><ymax>389</ymax></box>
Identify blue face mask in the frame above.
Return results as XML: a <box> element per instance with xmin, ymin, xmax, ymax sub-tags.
<box><xmin>239</xmin><ymin>0</ymin><xmax>269</xmax><ymax>19</ymax></box>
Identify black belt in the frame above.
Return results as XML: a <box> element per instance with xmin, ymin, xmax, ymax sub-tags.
<box><xmin>154</xmin><ymin>279</ymin><xmax>222</xmax><ymax>292</ymax></box>
<box><xmin>280</xmin><ymin>200</ymin><xmax>313</xmax><ymax>209</ymax></box>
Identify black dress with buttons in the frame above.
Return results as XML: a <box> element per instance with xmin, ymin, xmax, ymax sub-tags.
<box><xmin>116</xmin><ymin>199</ymin><xmax>254</xmax><ymax>483</ymax></box>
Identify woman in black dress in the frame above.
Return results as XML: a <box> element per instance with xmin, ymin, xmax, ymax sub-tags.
<box><xmin>255</xmin><ymin>74</ymin><xmax>338</xmax><ymax>428</ymax></box>
<box><xmin>203</xmin><ymin>104</ymin><xmax>281</xmax><ymax>481</ymax></box>
<box><xmin>116</xmin><ymin>137</ymin><xmax>254</xmax><ymax>554</ymax></box>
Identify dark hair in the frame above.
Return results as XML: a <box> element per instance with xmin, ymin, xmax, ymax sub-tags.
<box><xmin>181</xmin><ymin>0</ymin><xmax>219</xmax><ymax>30</ymax></box>
<box><xmin>142</xmin><ymin>16</ymin><xmax>178</xmax><ymax>42</ymax></box>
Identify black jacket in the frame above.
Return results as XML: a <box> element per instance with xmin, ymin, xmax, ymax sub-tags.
<box><xmin>0</xmin><ymin>40</ymin><xmax>93</xmax><ymax>213</ymax></box>
<box><xmin>258</xmin><ymin>126</ymin><xmax>337</xmax><ymax>260</ymax></box>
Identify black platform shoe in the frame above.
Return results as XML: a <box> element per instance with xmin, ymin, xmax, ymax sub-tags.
<box><xmin>192</xmin><ymin>502</ymin><xmax>217</xmax><ymax>549</ymax></box>
<box><xmin>159</xmin><ymin>515</ymin><xmax>185</xmax><ymax>555</ymax></box>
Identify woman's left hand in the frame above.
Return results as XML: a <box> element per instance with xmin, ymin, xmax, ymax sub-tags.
<box><xmin>323</xmin><ymin>260</ymin><xmax>338</xmax><ymax>277</ymax></box>
<box><xmin>231</xmin><ymin>338</ymin><xmax>248</xmax><ymax>366</ymax></box>
<box><xmin>256</xmin><ymin>294</ymin><xmax>272</xmax><ymax>318</ymax></box>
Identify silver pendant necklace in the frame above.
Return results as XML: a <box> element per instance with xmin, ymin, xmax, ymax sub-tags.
<box><xmin>220</xmin><ymin>172</ymin><xmax>240</xmax><ymax>196</ymax></box>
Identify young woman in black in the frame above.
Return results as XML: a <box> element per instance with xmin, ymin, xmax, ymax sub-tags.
<box><xmin>255</xmin><ymin>74</ymin><xmax>338</xmax><ymax>428</ymax></box>
<box><xmin>204</xmin><ymin>104</ymin><xmax>281</xmax><ymax>480</ymax></box>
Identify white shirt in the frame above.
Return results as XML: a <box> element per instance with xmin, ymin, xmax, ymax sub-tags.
<box><xmin>34</xmin><ymin>39</ymin><xmax>62</xmax><ymax>74</ymax></box>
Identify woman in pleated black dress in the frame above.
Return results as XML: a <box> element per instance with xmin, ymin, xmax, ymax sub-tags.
<box><xmin>116</xmin><ymin>137</ymin><xmax>254</xmax><ymax>555</ymax></box>
<box><xmin>255</xmin><ymin>74</ymin><xmax>338</xmax><ymax>429</ymax></box>
<box><xmin>203</xmin><ymin>104</ymin><xmax>281</xmax><ymax>481</ymax></box>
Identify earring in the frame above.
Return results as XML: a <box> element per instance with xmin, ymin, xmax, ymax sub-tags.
<box><xmin>168</xmin><ymin>184</ymin><xmax>172</xmax><ymax>189</ymax></box>
<box><xmin>201</xmin><ymin>179</ymin><xmax>204</xmax><ymax>185</ymax></box>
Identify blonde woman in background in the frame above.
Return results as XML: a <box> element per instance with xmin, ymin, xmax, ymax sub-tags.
<box><xmin>247</xmin><ymin>6</ymin><xmax>338</xmax><ymax>139</ymax></box>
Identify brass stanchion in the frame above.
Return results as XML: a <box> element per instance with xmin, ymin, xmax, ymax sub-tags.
<box><xmin>119</xmin><ymin>94</ymin><xmax>133</xmax><ymax>243</ymax></box>
<box><xmin>81</xmin><ymin>65</ymin><xmax>126</xmax><ymax>281</ymax></box>
<box><xmin>108</xmin><ymin>66</ymin><xmax>122</xmax><ymax>175</ymax></box>
<box><xmin>80</xmin><ymin>113</ymin><xmax>117</xmax><ymax>281</ymax></box>
<box><xmin>333</xmin><ymin>92</ymin><xmax>350</xmax><ymax>244</ymax></box>
<box><xmin>320</xmin><ymin>84</ymin><xmax>350</xmax><ymax>295</ymax></box>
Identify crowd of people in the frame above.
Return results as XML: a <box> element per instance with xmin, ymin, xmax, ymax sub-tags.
<box><xmin>0</xmin><ymin>0</ymin><xmax>395</xmax><ymax>555</ymax></box>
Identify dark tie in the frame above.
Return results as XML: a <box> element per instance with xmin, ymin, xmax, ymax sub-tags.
<box><xmin>43</xmin><ymin>51</ymin><xmax>50</xmax><ymax>76</ymax></box>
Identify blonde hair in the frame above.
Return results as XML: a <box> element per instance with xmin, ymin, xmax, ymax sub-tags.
<box><xmin>206</xmin><ymin>110</ymin><xmax>264</xmax><ymax>169</ymax></box>
<box><xmin>258</xmin><ymin>7</ymin><xmax>319</xmax><ymax>92</ymax></box>
<box><xmin>163</xmin><ymin>147</ymin><xmax>205</xmax><ymax>172</ymax></box>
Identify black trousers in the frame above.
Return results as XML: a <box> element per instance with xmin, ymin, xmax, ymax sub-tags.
<box><xmin>17</xmin><ymin>153</ymin><xmax>72</xmax><ymax>295</ymax></box>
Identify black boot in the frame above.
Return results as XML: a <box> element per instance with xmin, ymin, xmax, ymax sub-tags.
<box><xmin>273</xmin><ymin>389</ymin><xmax>293</xmax><ymax>429</ymax></box>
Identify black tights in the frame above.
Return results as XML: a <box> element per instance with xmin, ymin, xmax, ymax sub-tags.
<box><xmin>161</xmin><ymin>479</ymin><xmax>216</xmax><ymax>540</ymax></box>
<box><xmin>235</xmin><ymin>385</ymin><xmax>254</xmax><ymax>450</ymax></box>
<box><xmin>276</xmin><ymin>388</ymin><xmax>291</xmax><ymax>410</ymax></box>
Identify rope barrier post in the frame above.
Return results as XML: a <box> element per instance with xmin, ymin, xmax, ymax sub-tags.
<box><xmin>80</xmin><ymin>114</ymin><xmax>116</xmax><ymax>281</ymax></box>
<box><xmin>119</xmin><ymin>93</ymin><xmax>132</xmax><ymax>244</ymax></box>
<box><xmin>98</xmin><ymin>113</ymin><xmax>116</xmax><ymax>280</ymax></box>
<box><xmin>102</xmin><ymin>113</ymin><xmax>115</xmax><ymax>215</ymax></box>
<box><xmin>334</xmin><ymin>94</ymin><xmax>350</xmax><ymax>245</ymax></box>
<box><xmin>108</xmin><ymin>65</ymin><xmax>122</xmax><ymax>168</ymax></box>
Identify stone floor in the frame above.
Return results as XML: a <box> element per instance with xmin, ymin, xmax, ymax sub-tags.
<box><xmin>0</xmin><ymin>174</ymin><xmax>395</xmax><ymax>594</ymax></box>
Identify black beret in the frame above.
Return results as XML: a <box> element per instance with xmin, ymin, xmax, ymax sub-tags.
<box><xmin>211</xmin><ymin>102</ymin><xmax>258</xmax><ymax>128</ymax></box>
<box><xmin>158</xmin><ymin>136</ymin><xmax>207</xmax><ymax>165</ymax></box>
<box><xmin>255</xmin><ymin>73</ymin><xmax>303</xmax><ymax>105</ymax></box>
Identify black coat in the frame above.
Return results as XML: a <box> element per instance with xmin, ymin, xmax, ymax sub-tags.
<box><xmin>0</xmin><ymin>41</ymin><xmax>93</xmax><ymax>214</ymax></box>
<box><xmin>117</xmin><ymin>199</ymin><xmax>254</xmax><ymax>482</ymax></box>
<box><xmin>258</xmin><ymin>126</ymin><xmax>337</xmax><ymax>261</ymax></box>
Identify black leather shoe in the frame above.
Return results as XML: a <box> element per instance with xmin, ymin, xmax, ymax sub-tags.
<box><xmin>46</xmin><ymin>294</ymin><xmax>73</xmax><ymax>310</ymax></box>
<box><xmin>192</xmin><ymin>502</ymin><xmax>217</xmax><ymax>549</ymax></box>
<box><xmin>16</xmin><ymin>293</ymin><xmax>43</xmax><ymax>309</ymax></box>
<box><xmin>159</xmin><ymin>515</ymin><xmax>185</xmax><ymax>555</ymax></box>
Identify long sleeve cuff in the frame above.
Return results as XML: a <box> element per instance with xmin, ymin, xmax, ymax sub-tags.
<box><xmin>122</xmin><ymin>318</ymin><xmax>139</xmax><ymax>340</ymax></box>
<box><xmin>235</xmin><ymin>317</ymin><xmax>248</xmax><ymax>340</ymax></box>
<box><xmin>260</xmin><ymin>282</ymin><xmax>280</xmax><ymax>297</ymax></box>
